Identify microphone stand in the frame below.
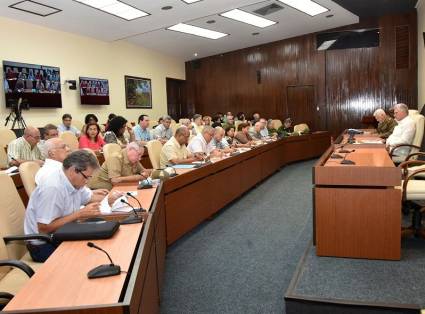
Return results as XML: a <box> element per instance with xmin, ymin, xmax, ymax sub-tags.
<box><xmin>340</xmin><ymin>152</ymin><xmax>356</xmax><ymax>165</ymax></box>
<box><xmin>126</xmin><ymin>192</ymin><xmax>145</xmax><ymax>212</ymax></box>
<box><xmin>120</xmin><ymin>199</ymin><xmax>143</xmax><ymax>224</ymax></box>
<box><xmin>87</xmin><ymin>242</ymin><xmax>121</xmax><ymax>279</ymax></box>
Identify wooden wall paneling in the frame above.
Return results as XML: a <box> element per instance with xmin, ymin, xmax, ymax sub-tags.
<box><xmin>286</xmin><ymin>85</ymin><xmax>316</xmax><ymax>130</ymax></box>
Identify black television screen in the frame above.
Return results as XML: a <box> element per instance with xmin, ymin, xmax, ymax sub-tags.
<box><xmin>79</xmin><ymin>77</ymin><xmax>110</xmax><ymax>105</ymax></box>
<box><xmin>3</xmin><ymin>60</ymin><xmax>62</xmax><ymax>108</ymax></box>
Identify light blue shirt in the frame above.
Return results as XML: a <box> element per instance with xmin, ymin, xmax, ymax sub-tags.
<box><xmin>260</xmin><ymin>128</ymin><xmax>269</xmax><ymax>137</ymax></box>
<box><xmin>24</xmin><ymin>168</ymin><xmax>92</xmax><ymax>240</ymax></box>
<box><xmin>133</xmin><ymin>125</ymin><xmax>151</xmax><ymax>142</ymax></box>
<box><xmin>153</xmin><ymin>124</ymin><xmax>172</xmax><ymax>140</ymax></box>
<box><xmin>58</xmin><ymin>123</ymin><xmax>80</xmax><ymax>137</ymax></box>
<box><xmin>211</xmin><ymin>138</ymin><xmax>229</xmax><ymax>149</ymax></box>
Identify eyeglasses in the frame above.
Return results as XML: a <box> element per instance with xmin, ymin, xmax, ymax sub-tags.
<box><xmin>77</xmin><ymin>170</ymin><xmax>92</xmax><ymax>180</ymax></box>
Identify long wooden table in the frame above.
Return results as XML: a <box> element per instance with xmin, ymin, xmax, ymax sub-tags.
<box><xmin>313</xmin><ymin>133</ymin><xmax>402</xmax><ymax>260</ymax></box>
<box><xmin>3</xmin><ymin>131</ymin><xmax>330</xmax><ymax>313</ymax></box>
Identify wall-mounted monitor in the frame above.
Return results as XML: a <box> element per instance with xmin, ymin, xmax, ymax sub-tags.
<box><xmin>79</xmin><ymin>77</ymin><xmax>110</xmax><ymax>105</ymax></box>
<box><xmin>3</xmin><ymin>60</ymin><xmax>62</xmax><ymax>108</ymax></box>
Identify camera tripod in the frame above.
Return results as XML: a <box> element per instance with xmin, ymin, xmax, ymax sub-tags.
<box><xmin>4</xmin><ymin>108</ymin><xmax>27</xmax><ymax>137</ymax></box>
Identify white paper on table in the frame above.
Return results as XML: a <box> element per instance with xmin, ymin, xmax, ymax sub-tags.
<box><xmin>5</xmin><ymin>166</ymin><xmax>18</xmax><ymax>175</ymax></box>
<box><xmin>358</xmin><ymin>140</ymin><xmax>383</xmax><ymax>144</ymax></box>
<box><xmin>99</xmin><ymin>194</ymin><xmax>133</xmax><ymax>214</ymax></box>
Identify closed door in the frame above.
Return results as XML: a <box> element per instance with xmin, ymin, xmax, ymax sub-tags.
<box><xmin>166</xmin><ymin>78</ymin><xmax>187</xmax><ymax>120</ymax></box>
<box><xmin>286</xmin><ymin>85</ymin><xmax>316</xmax><ymax>131</ymax></box>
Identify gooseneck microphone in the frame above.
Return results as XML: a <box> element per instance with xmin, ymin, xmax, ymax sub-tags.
<box><xmin>87</xmin><ymin>242</ymin><xmax>121</xmax><ymax>279</ymax></box>
<box><xmin>120</xmin><ymin>199</ymin><xmax>143</xmax><ymax>224</ymax></box>
<box><xmin>126</xmin><ymin>192</ymin><xmax>145</xmax><ymax>212</ymax></box>
<box><xmin>340</xmin><ymin>152</ymin><xmax>356</xmax><ymax>165</ymax></box>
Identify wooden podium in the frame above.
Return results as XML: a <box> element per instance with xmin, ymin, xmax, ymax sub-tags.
<box><xmin>313</xmin><ymin>144</ymin><xmax>402</xmax><ymax>260</ymax></box>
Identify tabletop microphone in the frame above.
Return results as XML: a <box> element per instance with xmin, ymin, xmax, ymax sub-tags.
<box><xmin>87</xmin><ymin>242</ymin><xmax>121</xmax><ymax>279</ymax></box>
<box><xmin>126</xmin><ymin>192</ymin><xmax>145</xmax><ymax>212</ymax></box>
<box><xmin>120</xmin><ymin>199</ymin><xmax>143</xmax><ymax>224</ymax></box>
<box><xmin>340</xmin><ymin>152</ymin><xmax>356</xmax><ymax>165</ymax></box>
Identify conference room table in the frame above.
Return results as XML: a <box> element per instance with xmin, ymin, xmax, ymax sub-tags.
<box><xmin>3</xmin><ymin>131</ymin><xmax>330</xmax><ymax>314</ymax></box>
<box><xmin>313</xmin><ymin>131</ymin><xmax>402</xmax><ymax>260</ymax></box>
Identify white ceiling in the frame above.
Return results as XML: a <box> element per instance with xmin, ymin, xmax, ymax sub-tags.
<box><xmin>0</xmin><ymin>0</ymin><xmax>358</xmax><ymax>61</ymax></box>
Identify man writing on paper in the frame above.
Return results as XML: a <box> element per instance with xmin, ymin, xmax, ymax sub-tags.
<box><xmin>386</xmin><ymin>103</ymin><xmax>416</xmax><ymax>162</ymax></box>
<box><xmin>24</xmin><ymin>150</ymin><xmax>121</xmax><ymax>262</ymax></box>
<box><xmin>160</xmin><ymin>126</ymin><xmax>203</xmax><ymax>168</ymax></box>
<box><xmin>88</xmin><ymin>142</ymin><xmax>151</xmax><ymax>191</ymax></box>
<box><xmin>187</xmin><ymin>126</ymin><xmax>221</xmax><ymax>157</ymax></box>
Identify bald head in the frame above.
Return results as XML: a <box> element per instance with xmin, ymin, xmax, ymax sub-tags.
<box><xmin>23</xmin><ymin>126</ymin><xmax>40</xmax><ymax>147</ymax></box>
<box><xmin>214</xmin><ymin>126</ymin><xmax>225</xmax><ymax>141</ymax></box>
<box><xmin>44</xmin><ymin>138</ymin><xmax>70</xmax><ymax>162</ymax></box>
<box><xmin>175</xmin><ymin>126</ymin><xmax>190</xmax><ymax>145</ymax></box>
<box><xmin>254</xmin><ymin>122</ymin><xmax>262</xmax><ymax>132</ymax></box>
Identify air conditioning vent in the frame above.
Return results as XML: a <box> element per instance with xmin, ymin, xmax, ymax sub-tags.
<box><xmin>253</xmin><ymin>3</ymin><xmax>283</xmax><ymax>16</ymax></box>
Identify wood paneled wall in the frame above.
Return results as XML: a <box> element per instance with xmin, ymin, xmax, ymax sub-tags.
<box><xmin>185</xmin><ymin>11</ymin><xmax>417</xmax><ymax>135</ymax></box>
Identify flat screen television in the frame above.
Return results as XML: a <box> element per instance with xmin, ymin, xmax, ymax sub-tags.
<box><xmin>3</xmin><ymin>60</ymin><xmax>62</xmax><ymax>108</ymax></box>
<box><xmin>79</xmin><ymin>77</ymin><xmax>110</xmax><ymax>105</ymax></box>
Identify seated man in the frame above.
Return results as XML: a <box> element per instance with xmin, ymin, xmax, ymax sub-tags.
<box><xmin>386</xmin><ymin>103</ymin><xmax>416</xmax><ymax>160</ymax></box>
<box><xmin>222</xmin><ymin>114</ymin><xmax>235</xmax><ymax>130</ymax></box>
<box><xmin>211</xmin><ymin>127</ymin><xmax>234</xmax><ymax>153</ymax></box>
<box><xmin>24</xmin><ymin>150</ymin><xmax>120</xmax><ymax>262</ymax></box>
<box><xmin>373</xmin><ymin>108</ymin><xmax>397</xmax><ymax>139</ymax></box>
<box><xmin>235</xmin><ymin>123</ymin><xmax>254</xmax><ymax>144</ymax></box>
<box><xmin>36</xmin><ymin>138</ymin><xmax>70</xmax><ymax>185</ymax></box>
<box><xmin>8</xmin><ymin>126</ymin><xmax>44</xmax><ymax>166</ymax></box>
<box><xmin>249</xmin><ymin>122</ymin><xmax>264</xmax><ymax>140</ymax></box>
<box><xmin>133</xmin><ymin>114</ymin><xmax>151</xmax><ymax>145</ymax></box>
<box><xmin>152</xmin><ymin>115</ymin><xmax>173</xmax><ymax>143</ymax></box>
<box><xmin>160</xmin><ymin>126</ymin><xmax>202</xmax><ymax>168</ymax></box>
<box><xmin>188</xmin><ymin>126</ymin><xmax>220</xmax><ymax>156</ymax></box>
<box><xmin>57</xmin><ymin>113</ymin><xmax>81</xmax><ymax>137</ymax></box>
<box><xmin>259</xmin><ymin>118</ymin><xmax>269</xmax><ymax>138</ymax></box>
<box><xmin>191</xmin><ymin>114</ymin><xmax>204</xmax><ymax>135</ymax></box>
<box><xmin>38</xmin><ymin>123</ymin><xmax>58</xmax><ymax>158</ymax></box>
<box><xmin>88</xmin><ymin>142</ymin><xmax>151</xmax><ymax>190</ymax></box>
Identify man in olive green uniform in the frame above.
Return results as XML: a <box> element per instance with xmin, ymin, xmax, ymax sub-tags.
<box><xmin>88</xmin><ymin>142</ymin><xmax>151</xmax><ymax>190</ymax></box>
<box><xmin>373</xmin><ymin>108</ymin><xmax>397</xmax><ymax>138</ymax></box>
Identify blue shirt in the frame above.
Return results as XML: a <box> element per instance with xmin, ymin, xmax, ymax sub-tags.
<box><xmin>133</xmin><ymin>125</ymin><xmax>151</xmax><ymax>142</ymax></box>
<box><xmin>58</xmin><ymin>123</ymin><xmax>81</xmax><ymax>137</ymax></box>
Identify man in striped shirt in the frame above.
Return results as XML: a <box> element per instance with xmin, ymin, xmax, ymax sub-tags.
<box><xmin>7</xmin><ymin>126</ymin><xmax>44</xmax><ymax>166</ymax></box>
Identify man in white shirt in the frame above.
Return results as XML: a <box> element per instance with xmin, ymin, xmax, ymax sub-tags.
<box><xmin>35</xmin><ymin>138</ymin><xmax>70</xmax><ymax>185</ymax></box>
<box><xmin>57</xmin><ymin>113</ymin><xmax>81</xmax><ymax>137</ymax></box>
<box><xmin>152</xmin><ymin>115</ymin><xmax>173</xmax><ymax>143</ymax></box>
<box><xmin>386</xmin><ymin>103</ymin><xmax>416</xmax><ymax>161</ymax></box>
<box><xmin>211</xmin><ymin>127</ymin><xmax>234</xmax><ymax>154</ymax></box>
<box><xmin>188</xmin><ymin>126</ymin><xmax>219</xmax><ymax>156</ymax></box>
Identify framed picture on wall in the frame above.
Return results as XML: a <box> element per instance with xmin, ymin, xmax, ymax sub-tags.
<box><xmin>125</xmin><ymin>75</ymin><xmax>152</xmax><ymax>109</ymax></box>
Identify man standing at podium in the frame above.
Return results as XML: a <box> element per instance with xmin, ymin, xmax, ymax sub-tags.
<box><xmin>386</xmin><ymin>103</ymin><xmax>416</xmax><ymax>161</ymax></box>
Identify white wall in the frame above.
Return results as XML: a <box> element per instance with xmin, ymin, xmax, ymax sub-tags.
<box><xmin>0</xmin><ymin>16</ymin><xmax>185</xmax><ymax>127</ymax></box>
<box><xmin>418</xmin><ymin>0</ymin><xmax>425</xmax><ymax>111</ymax></box>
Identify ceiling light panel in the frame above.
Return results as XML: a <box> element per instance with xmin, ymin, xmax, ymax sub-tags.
<box><xmin>9</xmin><ymin>0</ymin><xmax>61</xmax><ymax>17</ymax></box>
<box><xmin>73</xmin><ymin>0</ymin><xmax>149</xmax><ymax>21</ymax></box>
<box><xmin>277</xmin><ymin>0</ymin><xmax>328</xmax><ymax>16</ymax></box>
<box><xmin>167</xmin><ymin>23</ymin><xmax>228</xmax><ymax>40</ymax></box>
<box><xmin>317</xmin><ymin>39</ymin><xmax>336</xmax><ymax>50</ymax></box>
<box><xmin>220</xmin><ymin>9</ymin><xmax>277</xmax><ymax>28</ymax></box>
<box><xmin>181</xmin><ymin>0</ymin><xmax>203</xmax><ymax>3</ymax></box>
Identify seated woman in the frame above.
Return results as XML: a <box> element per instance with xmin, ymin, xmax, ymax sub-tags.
<box><xmin>103</xmin><ymin>116</ymin><xmax>135</xmax><ymax>147</ymax></box>
<box><xmin>234</xmin><ymin>122</ymin><xmax>254</xmax><ymax>145</ymax></box>
<box><xmin>236</xmin><ymin>112</ymin><xmax>248</xmax><ymax>123</ymax></box>
<box><xmin>202</xmin><ymin>115</ymin><xmax>212</xmax><ymax>126</ymax></box>
<box><xmin>79</xmin><ymin>123</ymin><xmax>105</xmax><ymax>151</ymax></box>
<box><xmin>278</xmin><ymin>118</ymin><xmax>294</xmax><ymax>136</ymax></box>
<box><xmin>224</xmin><ymin>125</ymin><xmax>236</xmax><ymax>146</ymax></box>
<box><xmin>104</xmin><ymin>113</ymin><xmax>116</xmax><ymax>132</ymax></box>
<box><xmin>82</xmin><ymin>114</ymin><xmax>98</xmax><ymax>134</ymax></box>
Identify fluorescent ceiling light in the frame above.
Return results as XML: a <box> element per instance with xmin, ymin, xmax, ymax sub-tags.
<box><xmin>167</xmin><ymin>23</ymin><xmax>228</xmax><ymax>40</ymax></box>
<box><xmin>277</xmin><ymin>0</ymin><xmax>328</xmax><ymax>16</ymax></box>
<box><xmin>317</xmin><ymin>39</ymin><xmax>336</xmax><ymax>50</ymax></box>
<box><xmin>9</xmin><ymin>0</ymin><xmax>61</xmax><ymax>17</ymax></box>
<box><xmin>181</xmin><ymin>0</ymin><xmax>202</xmax><ymax>3</ymax></box>
<box><xmin>220</xmin><ymin>9</ymin><xmax>277</xmax><ymax>28</ymax></box>
<box><xmin>74</xmin><ymin>0</ymin><xmax>149</xmax><ymax>20</ymax></box>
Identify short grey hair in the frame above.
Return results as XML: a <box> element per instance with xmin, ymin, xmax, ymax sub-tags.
<box><xmin>393</xmin><ymin>103</ymin><xmax>409</xmax><ymax>114</ymax></box>
<box><xmin>127</xmin><ymin>141</ymin><xmax>143</xmax><ymax>153</ymax></box>
<box><xmin>162</xmin><ymin>115</ymin><xmax>172</xmax><ymax>121</ymax></box>
<box><xmin>373</xmin><ymin>108</ymin><xmax>386</xmax><ymax>118</ymax></box>
<box><xmin>63</xmin><ymin>149</ymin><xmax>99</xmax><ymax>171</ymax></box>
<box><xmin>43</xmin><ymin>138</ymin><xmax>62</xmax><ymax>157</ymax></box>
<box><xmin>214</xmin><ymin>126</ymin><xmax>224</xmax><ymax>135</ymax></box>
<box><xmin>202</xmin><ymin>125</ymin><xmax>214</xmax><ymax>135</ymax></box>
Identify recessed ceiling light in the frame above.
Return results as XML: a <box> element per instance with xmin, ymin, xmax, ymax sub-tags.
<box><xmin>162</xmin><ymin>6</ymin><xmax>173</xmax><ymax>10</ymax></box>
<box><xmin>73</xmin><ymin>0</ymin><xmax>149</xmax><ymax>21</ymax></box>
<box><xmin>206</xmin><ymin>20</ymin><xmax>216</xmax><ymax>24</ymax></box>
<box><xmin>317</xmin><ymin>39</ymin><xmax>336</xmax><ymax>50</ymax></box>
<box><xmin>277</xmin><ymin>0</ymin><xmax>328</xmax><ymax>16</ymax></box>
<box><xmin>220</xmin><ymin>9</ymin><xmax>277</xmax><ymax>28</ymax></box>
<box><xmin>194</xmin><ymin>53</ymin><xmax>198</xmax><ymax>57</ymax></box>
<box><xmin>167</xmin><ymin>23</ymin><xmax>228</xmax><ymax>40</ymax></box>
<box><xmin>181</xmin><ymin>0</ymin><xmax>202</xmax><ymax>3</ymax></box>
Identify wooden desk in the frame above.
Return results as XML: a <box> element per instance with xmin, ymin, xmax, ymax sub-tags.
<box><xmin>313</xmin><ymin>140</ymin><xmax>401</xmax><ymax>260</ymax></box>
<box><xmin>164</xmin><ymin>132</ymin><xmax>331</xmax><ymax>245</ymax></box>
<box><xmin>4</xmin><ymin>183</ymin><xmax>166</xmax><ymax>314</ymax></box>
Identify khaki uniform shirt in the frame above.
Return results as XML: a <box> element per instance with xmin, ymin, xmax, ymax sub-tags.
<box><xmin>160</xmin><ymin>136</ymin><xmax>191</xmax><ymax>168</ymax></box>
<box><xmin>377</xmin><ymin>117</ymin><xmax>397</xmax><ymax>139</ymax></box>
<box><xmin>7</xmin><ymin>136</ymin><xmax>44</xmax><ymax>164</ymax></box>
<box><xmin>88</xmin><ymin>149</ymin><xmax>143</xmax><ymax>190</ymax></box>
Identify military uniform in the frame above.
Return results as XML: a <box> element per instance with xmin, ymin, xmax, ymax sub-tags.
<box><xmin>377</xmin><ymin>117</ymin><xmax>397</xmax><ymax>138</ymax></box>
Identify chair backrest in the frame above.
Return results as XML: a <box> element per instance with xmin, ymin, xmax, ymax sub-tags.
<box><xmin>0</xmin><ymin>128</ymin><xmax>17</xmax><ymax>148</ymax></box>
<box><xmin>409</xmin><ymin>114</ymin><xmax>425</xmax><ymax>156</ymax></box>
<box><xmin>234</xmin><ymin>120</ymin><xmax>242</xmax><ymax>132</ymax></box>
<box><xmin>294</xmin><ymin>123</ymin><xmax>310</xmax><ymax>134</ymax></box>
<box><xmin>0</xmin><ymin>174</ymin><xmax>27</xmax><ymax>278</ymax></box>
<box><xmin>0</xmin><ymin>147</ymin><xmax>8</xmax><ymax>169</ymax></box>
<box><xmin>59</xmin><ymin>131</ymin><xmax>79</xmax><ymax>151</ymax></box>
<box><xmin>150</xmin><ymin>121</ymin><xmax>159</xmax><ymax>129</ymax></box>
<box><xmin>272</xmin><ymin>119</ymin><xmax>283</xmax><ymax>129</ymax></box>
<box><xmin>409</xmin><ymin>110</ymin><xmax>419</xmax><ymax>116</ymax></box>
<box><xmin>170</xmin><ymin>123</ymin><xmax>180</xmax><ymax>136</ymax></box>
<box><xmin>72</xmin><ymin>120</ymin><xmax>84</xmax><ymax>131</ymax></box>
<box><xmin>102</xmin><ymin>143</ymin><xmax>121</xmax><ymax>160</ymax></box>
<box><xmin>146</xmin><ymin>140</ymin><xmax>163</xmax><ymax>169</ymax></box>
<box><xmin>19</xmin><ymin>162</ymin><xmax>40</xmax><ymax>197</ymax></box>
